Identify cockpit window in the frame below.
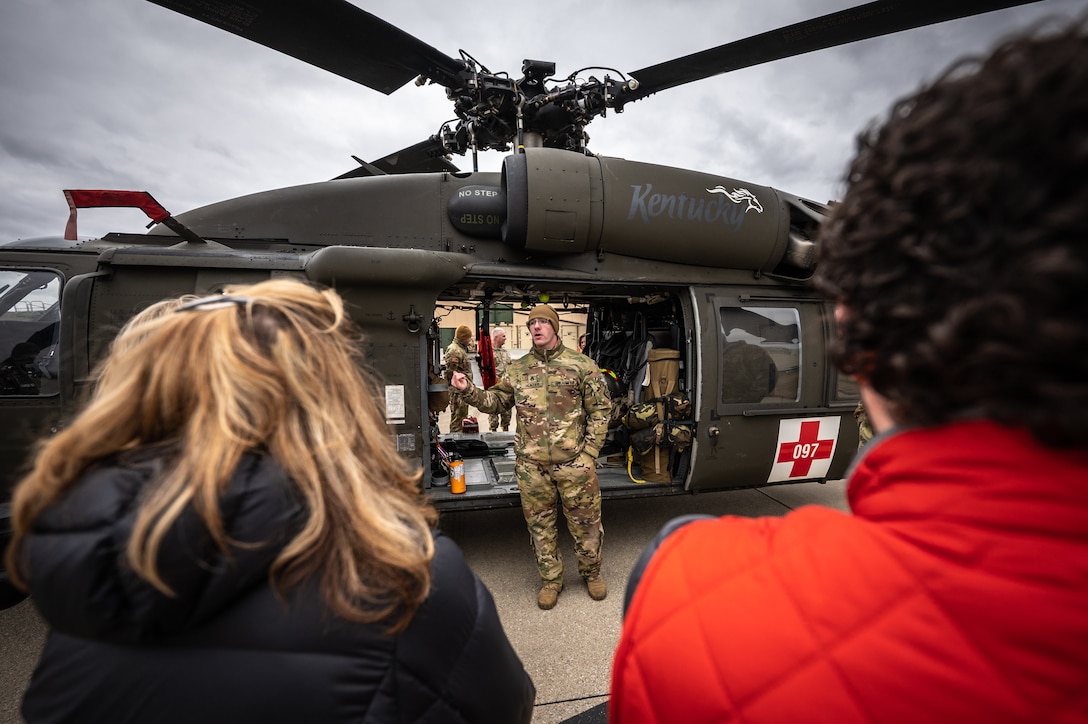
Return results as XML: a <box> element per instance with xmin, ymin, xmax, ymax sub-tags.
<box><xmin>0</xmin><ymin>270</ymin><xmax>62</xmax><ymax>396</ymax></box>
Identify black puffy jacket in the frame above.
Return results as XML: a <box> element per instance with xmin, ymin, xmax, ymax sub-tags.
<box><xmin>19</xmin><ymin>451</ymin><xmax>535</xmax><ymax>723</ymax></box>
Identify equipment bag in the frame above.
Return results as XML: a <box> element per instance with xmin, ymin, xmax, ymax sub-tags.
<box><xmin>630</xmin><ymin>423</ymin><xmax>664</xmax><ymax>455</ymax></box>
<box><xmin>663</xmin><ymin>391</ymin><xmax>691</xmax><ymax>420</ymax></box>
<box><xmin>640</xmin><ymin>348</ymin><xmax>681</xmax><ymax>482</ymax></box>
<box><xmin>667</xmin><ymin>423</ymin><xmax>693</xmax><ymax>453</ymax></box>
<box><xmin>624</xmin><ymin>401</ymin><xmax>660</xmax><ymax>431</ymax></box>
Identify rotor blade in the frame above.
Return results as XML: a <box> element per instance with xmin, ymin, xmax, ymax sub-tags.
<box><xmin>332</xmin><ymin>156</ymin><xmax>386</xmax><ymax>179</ymax></box>
<box><xmin>148</xmin><ymin>0</ymin><xmax>465</xmax><ymax>94</ymax></box>
<box><xmin>625</xmin><ymin>0</ymin><xmax>1044</xmax><ymax>100</ymax></box>
<box><xmin>368</xmin><ymin>139</ymin><xmax>460</xmax><ymax>175</ymax></box>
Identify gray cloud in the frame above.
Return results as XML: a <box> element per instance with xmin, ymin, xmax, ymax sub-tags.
<box><xmin>0</xmin><ymin>0</ymin><xmax>1081</xmax><ymax>240</ymax></box>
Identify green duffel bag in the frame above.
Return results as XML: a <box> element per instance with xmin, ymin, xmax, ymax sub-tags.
<box><xmin>668</xmin><ymin>423</ymin><xmax>693</xmax><ymax>453</ymax></box>
<box><xmin>664</xmin><ymin>391</ymin><xmax>691</xmax><ymax>420</ymax></box>
<box><xmin>630</xmin><ymin>423</ymin><xmax>664</xmax><ymax>454</ymax></box>
<box><xmin>624</xmin><ymin>401</ymin><xmax>660</xmax><ymax>430</ymax></box>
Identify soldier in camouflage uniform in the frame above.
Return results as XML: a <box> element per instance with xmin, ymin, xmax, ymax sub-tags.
<box><xmin>444</xmin><ymin>325</ymin><xmax>474</xmax><ymax>433</ymax></box>
<box><xmin>488</xmin><ymin>327</ymin><xmax>513</xmax><ymax>432</ymax></box>
<box><xmin>855</xmin><ymin>401</ymin><xmax>874</xmax><ymax>448</ymax></box>
<box><xmin>451</xmin><ymin>305</ymin><xmax>611</xmax><ymax>610</ymax></box>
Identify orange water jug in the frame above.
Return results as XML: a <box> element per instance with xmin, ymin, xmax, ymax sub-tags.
<box><xmin>449</xmin><ymin>454</ymin><xmax>466</xmax><ymax>494</ymax></box>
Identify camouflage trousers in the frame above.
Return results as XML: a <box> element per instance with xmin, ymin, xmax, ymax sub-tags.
<box><xmin>489</xmin><ymin>407</ymin><xmax>512</xmax><ymax>432</ymax></box>
<box><xmin>449</xmin><ymin>395</ymin><xmax>469</xmax><ymax>434</ymax></box>
<box><xmin>514</xmin><ymin>455</ymin><xmax>603</xmax><ymax>583</ymax></box>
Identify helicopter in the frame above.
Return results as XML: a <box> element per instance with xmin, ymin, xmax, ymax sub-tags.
<box><xmin>0</xmin><ymin>0</ymin><xmax>1053</xmax><ymax>603</ymax></box>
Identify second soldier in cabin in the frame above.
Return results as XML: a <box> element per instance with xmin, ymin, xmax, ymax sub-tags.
<box><xmin>489</xmin><ymin>327</ymin><xmax>513</xmax><ymax>433</ymax></box>
<box><xmin>444</xmin><ymin>325</ymin><xmax>474</xmax><ymax>434</ymax></box>
<box><xmin>451</xmin><ymin>305</ymin><xmax>611</xmax><ymax>610</ymax></box>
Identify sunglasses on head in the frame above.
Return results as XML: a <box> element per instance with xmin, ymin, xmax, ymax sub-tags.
<box><xmin>176</xmin><ymin>295</ymin><xmax>252</xmax><ymax>313</ymax></box>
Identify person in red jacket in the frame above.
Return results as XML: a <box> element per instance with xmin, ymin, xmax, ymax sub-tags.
<box><xmin>611</xmin><ymin>19</ymin><xmax>1088</xmax><ymax>723</ymax></box>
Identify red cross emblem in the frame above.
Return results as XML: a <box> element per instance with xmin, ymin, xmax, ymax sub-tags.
<box><xmin>776</xmin><ymin>420</ymin><xmax>834</xmax><ymax>477</ymax></box>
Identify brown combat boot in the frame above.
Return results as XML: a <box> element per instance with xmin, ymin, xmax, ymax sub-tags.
<box><xmin>537</xmin><ymin>581</ymin><xmax>563</xmax><ymax>610</ymax></box>
<box><xmin>585</xmin><ymin>575</ymin><xmax>607</xmax><ymax>601</ymax></box>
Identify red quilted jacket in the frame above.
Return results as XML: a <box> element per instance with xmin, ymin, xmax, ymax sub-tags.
<box><xmin>610</xmin><ymin>420</ymin><xmax>1088</xmax><ymax>722</ymax></box>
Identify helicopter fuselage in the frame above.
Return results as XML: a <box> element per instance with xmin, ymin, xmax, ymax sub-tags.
<box><xmin>0</xmin><ymin>148</ymin><xmax>859</xmax><ymax>583</ymax></box>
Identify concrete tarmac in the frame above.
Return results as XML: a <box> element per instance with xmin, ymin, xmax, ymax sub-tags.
<box><xmin>441</xmin><ymin>479</ymin><xmax>850</xmax><ymax>723</ymax></box>
<box><xmin>0</xmin><ymin>478</ymin><xmax>848</xmax><ymax>723</ymax></box>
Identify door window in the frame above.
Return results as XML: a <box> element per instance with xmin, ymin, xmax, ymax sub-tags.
<box><xmin>719</xmin><ymin>306</ymin><xmax>800</xmax><ymax>404</ymax></box>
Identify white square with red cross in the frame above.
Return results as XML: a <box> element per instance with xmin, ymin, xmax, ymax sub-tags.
<box><xmin>768</xmin><ymin>416</ymin><xmax>841</xmax><ymax>483</ymax></box>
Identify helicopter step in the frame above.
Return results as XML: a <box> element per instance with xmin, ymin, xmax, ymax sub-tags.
<box><xmin>430</xmin><ymin>419</ymin><xmax>693</xmax><ymax>512</ymax></box>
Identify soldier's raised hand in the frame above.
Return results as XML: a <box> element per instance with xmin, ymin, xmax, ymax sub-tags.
<box><xmin>450</xmin><ymin>371</ymin><xmax>469</xmax><ymax>390</ymax></box>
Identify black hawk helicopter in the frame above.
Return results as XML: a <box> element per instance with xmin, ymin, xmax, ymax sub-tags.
<box><xmin>0</xmin><ymin>0</ymin><xmax>1046</xmax><ymax>603</ymax></box>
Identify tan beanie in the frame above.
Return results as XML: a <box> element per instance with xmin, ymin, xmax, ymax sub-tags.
<box><xmin>527</xmin><ymin>305</ymin><xmax>560</xmax><ymax>334</ymax></box>
<box><xmin>455</xmin><ymin>325</ymin><xmax>473</xmax><ymax>343</ymax></box>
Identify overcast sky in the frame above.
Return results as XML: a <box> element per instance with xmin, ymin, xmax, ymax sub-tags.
<box><xmin>0</xmin><ymin>0</ymin><xmax>1081</xmax><ymax>241</ymax></box>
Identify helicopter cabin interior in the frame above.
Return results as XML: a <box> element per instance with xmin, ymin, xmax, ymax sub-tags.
<box><xmin>427</xmin><ymin>284</ymin><xmax>692</xmax><ymax>506</ymax></box>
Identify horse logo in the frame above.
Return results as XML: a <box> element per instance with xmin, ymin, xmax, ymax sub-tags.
<box><xmin>706</xmin><ymin>186</ymin><xmax>764</xmax><ymax>214</ymax></box>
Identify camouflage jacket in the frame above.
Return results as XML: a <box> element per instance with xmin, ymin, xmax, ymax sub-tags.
<box><xmin>493</xmin><ymin>346</ymin><xmax>512</xmax><ymax>380</ymax></box>
<box><xmin>443</xmin><ymin>339</ymin><xmax>472</xmax><ymax>383</ymax></box>
<box><xmin>464</xmin><ymin>341</ymin><xmax>610</xmax><ymax>463</ymax></box>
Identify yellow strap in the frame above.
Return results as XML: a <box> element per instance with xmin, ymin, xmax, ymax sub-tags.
<box><xmin>627</xmin><ymin>447</ymin><xmax>647</xmax><ymax>484</ymax></box>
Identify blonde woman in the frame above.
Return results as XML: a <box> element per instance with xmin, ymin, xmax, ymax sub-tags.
<box><xmin>7</xmin><ymin>279</ymin><xmax>534</xmax><ymax>723</ymax></box>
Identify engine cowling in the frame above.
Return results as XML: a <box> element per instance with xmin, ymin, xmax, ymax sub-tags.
<box><xmin>497</xmin><ymin>147</ymin><xmax>826</xmax><ymax>278</ymax></box>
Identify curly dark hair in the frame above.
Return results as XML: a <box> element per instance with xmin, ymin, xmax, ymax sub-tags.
<box><xmin>814</xmin><ymin>17</ymin><xmax>1088</xmax><ymax>448</ymax></box>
